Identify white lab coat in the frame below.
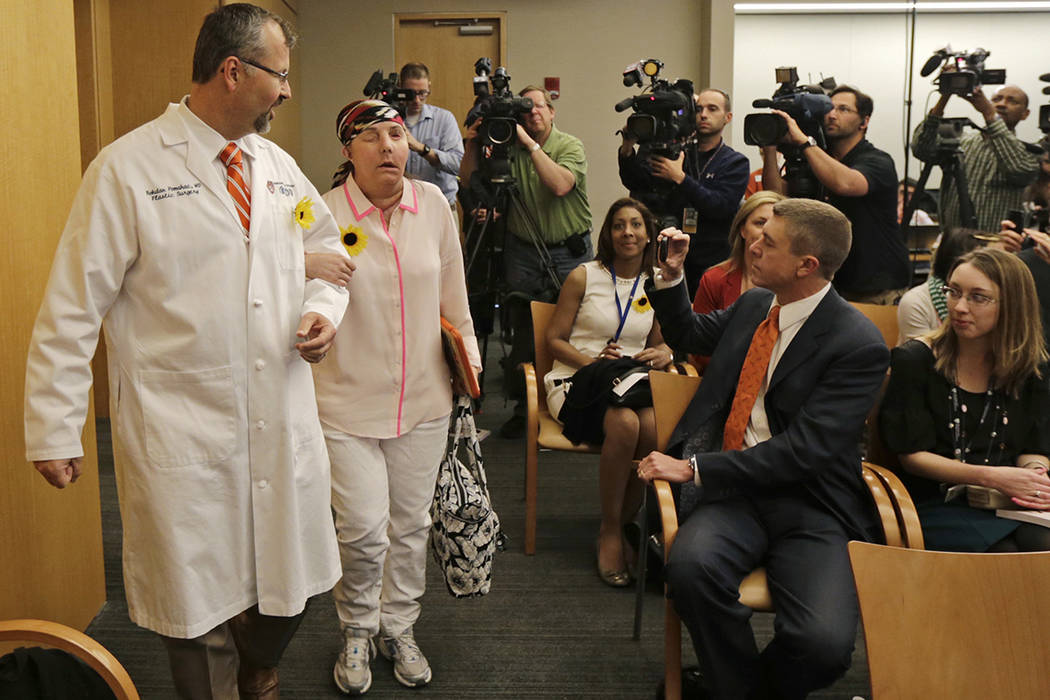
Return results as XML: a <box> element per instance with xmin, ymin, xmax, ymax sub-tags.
<box><xmin>24</xmin><ymin>100</ymin><xmax>348</xmax><ymax>639</ymax></box>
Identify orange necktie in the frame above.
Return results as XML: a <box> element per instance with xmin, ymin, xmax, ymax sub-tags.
<box><xmin>722</xmin><ymin>305</ymin><xmax>780</xmax><ymax>451</ymax></box>
<box><xmin>221</xmin><ymin>142</ymin><xmax>251</xmax><ymax>233</ymax></box>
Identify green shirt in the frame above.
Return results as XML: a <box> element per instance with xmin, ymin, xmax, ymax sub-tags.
<box><xmin>507</xmin><ymin>125</ymin><xmax>591</xmax><ymax>245</ymax></box>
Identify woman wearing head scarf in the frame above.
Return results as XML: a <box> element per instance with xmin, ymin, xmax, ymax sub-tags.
<box><xmin>311</xmin><ymin>99</ymin><xmax>480</xmax><ymax>695</ymax></box>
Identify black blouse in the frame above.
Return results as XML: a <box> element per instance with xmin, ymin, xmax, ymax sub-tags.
<box><xmin>878</xmin><ymin>340</ymin><xmax>1050</xmax><ymax>503</ymax></box>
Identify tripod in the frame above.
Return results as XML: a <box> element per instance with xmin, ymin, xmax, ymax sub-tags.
<box><xmin>462</xmin><ymin>173</ymin><xmax>562</xmax><ymax>404</ymax></box>
<box><xmin>902</xmin><ymin>119</ymin><xmax>979</xmax><ymax>284</ymax></box>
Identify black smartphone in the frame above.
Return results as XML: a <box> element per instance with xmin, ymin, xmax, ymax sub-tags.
<box><xmin>1006</xmin><ymin>208</ymin><xmax>1026</xmax><ymax>233</ymax></box>
<box><xmin>658</xmin><ymin>236</ymin><xmax>669</xmax><ymax>263</ymax></box>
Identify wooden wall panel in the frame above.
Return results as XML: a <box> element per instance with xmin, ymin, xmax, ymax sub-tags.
<box><xmin>0</xmin><ymin>0</ymin><xmax>105</xmax><ymax>632</ymax></box>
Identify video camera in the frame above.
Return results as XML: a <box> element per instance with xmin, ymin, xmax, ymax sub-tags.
<box><xmin>363</xmin><ymin>70</ymin><xmax>417</xmax><ymax>117</ymax></box>
<box><xmin>743</xmin><ymin>67</ymin><xmax>834</xmax><ymax>148</ymax></box>
<box><xmin>1038</xmin><ymin>72</ymin><xmax>1050</xmax><ymax>135</ymax></box>
<box><xmin>744</xmin><ymin>67</ymin><xmax>835</xmax><ymax>198</ymax></box>
<box><xmin>614</xmin><ymin>59</ymin><xmax>696</xmax><ymax>159</ymax></box>
<box><xmin>920</xmin><ymin>46</ymin><xmax>1005</xmax><ymax>97</ymax></box>
<box><xmin>464</xmin><ymin>58</ymin><xmax>534</xmax><ymax>182</ymax></box>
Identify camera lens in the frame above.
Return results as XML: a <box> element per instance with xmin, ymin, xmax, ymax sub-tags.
<box><xmin>743</xmin><ymin>113</ymin><xmax>787</xmax><ymax>147</ymax></box>
<box><xmin>485</xmin><ymin>118</ymin><xmax>515</xmax><ymax>145</ymax></box>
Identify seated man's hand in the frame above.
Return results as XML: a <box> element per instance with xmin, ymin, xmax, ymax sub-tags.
<box><xmin>305</xmin><ymin>252</ymin><xmax>355</xmax><ymax>287</ymax></box>
<box><xmin>648</xmin><ymin>152</ymin><xmax>686</xmax><ymax>184</ymax></box>
<box><xmin>656</xmin><ymin>227</ymin><xmax>690</xmax><ymax>281</ymax></box>
<box><xmin>638</xmin><ymin>451</ymin><xmax>693</xmax><ymax>484</ymax></box>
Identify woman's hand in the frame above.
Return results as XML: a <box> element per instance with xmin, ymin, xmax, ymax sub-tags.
<box><xmin>634</xmin><ymin>346</ymin><xmax>673</xmax><ymax>370</ymax></box>
<box><xmin>596</xmin><ymin>342</ymin><xmax>623</xmax><ymax>361</ymax></box>
<box><xmin>305</xmin><ymin>252</ymin><xmax>355</xmax><ymax>287</ymax></box>
<box><xmin>983</xmin><ymin>465</ymin><xmax>1050</xmax><ymax>510</ymax></box>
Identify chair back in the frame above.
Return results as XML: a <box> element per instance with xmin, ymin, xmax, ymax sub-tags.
<box><xmin>848</xmin><ymin>542</ymin><xmax>1050</xmax><ymax>699</ymax></box>
<box><xmin>650</xmin><ymin>371</ymin><xmax>701</xmax><ymax>451</ymax></box>
<box><xmin>530</xmin><ymin>301</ymin><xmax>558</xmax><ymax>414</ymax></box>
<box><xmin>850</xmin><ymin>301</ymin><xmax>899</xmax><ymax>349</ymax></box>
<box><xmin>0</xmin><ymin>619</ymin><xmax>140</xmax><ymax>699</ymax></box>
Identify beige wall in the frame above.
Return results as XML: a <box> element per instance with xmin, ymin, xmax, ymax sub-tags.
<box><xmin>298</xmin><ymin>0</ymin><xmax>729</xmax><ymax>226</ymax></box>
<box><xmin>1</xmin><ymin>0</ymin><xmax>106</xmax><ymax>632</ymax></box>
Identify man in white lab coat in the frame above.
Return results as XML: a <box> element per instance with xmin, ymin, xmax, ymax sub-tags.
<box><xmin>23</xmin><ymin>4</ymin><xmax>351</xmax><ymax>698</ymax></box>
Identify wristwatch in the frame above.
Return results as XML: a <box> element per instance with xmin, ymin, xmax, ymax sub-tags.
<box><xmin>688</xmin><ymin>454</ymin><xmax>700</xmax><ymax>483</ymax></box>
<box><xmin>421</xmin><ymin>144</ymin><xmax>432</xmax><ymax>156</ymax></box>
<box><xmin>799</xmin><ymin>136</ymin><xmax>817</xmax><ymax>151</ymax></box>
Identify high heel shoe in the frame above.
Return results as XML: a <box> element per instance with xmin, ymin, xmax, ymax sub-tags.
<box><xmin>596</xmin><ymin>540</ymin><xmax>632</xmax><ymax>588</ymax></box>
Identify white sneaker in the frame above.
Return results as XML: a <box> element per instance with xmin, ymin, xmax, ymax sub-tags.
<box><xmin>377</xmin><ymin>628</ymin><xmax>432</xmax><ymax>688</ymax></box>
<box><xmin>333</xmin><ymin>628</ymin><xmax>374</xmax><ymax>695</ymax></box>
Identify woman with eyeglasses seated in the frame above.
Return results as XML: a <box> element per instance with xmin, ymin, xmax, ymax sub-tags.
<box><xmin>896</xmin><ymin>227</ymin><xmax>985</xmax><ymax>345</ymax></box>
<box><xmin>545</xmin><ymin>197</ymin><xmax>673</xmax><ymax>586</ymax></box>
<box><xmin>879</xmin><ymin>248</ymin><xmax>1050</xmax><ymax>552</ymax></box>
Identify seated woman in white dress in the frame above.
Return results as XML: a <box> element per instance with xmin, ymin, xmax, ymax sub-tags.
<box><xmin>544</xmin><ymin>197</ymin><xmax>673</xmax><ymax>587</ymax></box>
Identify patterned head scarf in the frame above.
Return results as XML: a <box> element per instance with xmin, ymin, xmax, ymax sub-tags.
<box><xmin>336</xmin><ymin>99</ymin><xmax>404</xmax><ymax>146</ymax></box>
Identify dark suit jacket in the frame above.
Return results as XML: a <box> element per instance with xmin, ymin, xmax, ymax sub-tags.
<box><xmin>648</xmin><ymin>280</ymin><xmax>889</xmax><ymax>541</ymax></box>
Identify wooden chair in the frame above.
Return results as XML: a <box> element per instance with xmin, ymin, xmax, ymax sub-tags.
<box><xmin>521</xmin><ymin>301</ymin><xmax>602</xmax><ymax>555</ymax></box>
<box><xmin>648</xmin><ymin>370</ymin><xmax>923</xmax><ymax>700</ymax></box>
<box><xmin>849</xmin><ymin>542</ymin><xmax>1050</xmax><ymax>699</ymax></box>
<box><xmin>0</xmin><ymin>618</ymin><xmax>139</xmax><ymax>699</ymax></box>
<box><xmin>850</xmin><ymin>301</ymin><xmax>899</xmax><ymax>349</ymax></box>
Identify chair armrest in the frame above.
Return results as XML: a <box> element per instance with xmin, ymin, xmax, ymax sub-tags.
<box><xmin>861</xmin><ymin>465</ymin><xmax>903</xmax><ymax>547</ymax></box>
<box><xmin>654</xmin><ymin>479</ymin><xmax>679</xmax><ymax>562</ymax></box>
<box><xmin>0</xmin><ymin>619</ymin><xmax>140</xmax><ymax>699</ymax></box>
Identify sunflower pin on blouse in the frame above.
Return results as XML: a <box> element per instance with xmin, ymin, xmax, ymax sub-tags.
<box><xmin>293</xmin><ymin>197</ymin><xmax>316</xmax><ymax>230</ymax></box>
<box><xmin>631</xmin><ymin>296</ymin><xmax>652</xmax><ymax>313</ymax></box>
<box><xmin>340</xmin><ymin>223</ymin><xmax>369</xmax><ymax>256</ymax></box>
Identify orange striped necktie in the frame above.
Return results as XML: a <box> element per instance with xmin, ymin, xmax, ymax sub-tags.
<box><xmin>722</xmin><ymin>305</ymin><xmax>781</xmax><ymax>452</ymax></box>
<box><xmin>220</xmin><ymin>142</ymin><xmax>251</xmax><ymax>234</ymax></box>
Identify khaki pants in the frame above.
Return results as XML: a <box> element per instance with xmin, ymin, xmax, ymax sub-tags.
<box><xmin>159</xmin><ymin>604</ymin><xmax>306</xmax><ymax>700</ymax></box>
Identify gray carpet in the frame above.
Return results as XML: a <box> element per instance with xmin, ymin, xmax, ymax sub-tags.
<box><xmin>85</xmin><ymin>340</ymin><xmax>871</xmax><ymax>699</ymax></box>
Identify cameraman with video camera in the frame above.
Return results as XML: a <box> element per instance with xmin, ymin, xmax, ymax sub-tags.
<box><xmin>399</xmin><ymin>62</ymin><xmax>464</xmax><ymax>207</ymax></box>
<box><xmin>460</xmin><ymin>84</ymin><xmax>592</xmax><ymax>438</ymax></box>
<box><xmin>761</xmin><ymin>85</ymin><xmax>910</xmax><ymax>304</ymax></box>
<box><xmin>618</xmin><ymin>89</ymin><xmax>750</xmax><ymax>298</ymax></box>
<box><xmin>912</xmin><ymin>68</ymin><xmax>1039</xmax><ymax>234</ymax></box>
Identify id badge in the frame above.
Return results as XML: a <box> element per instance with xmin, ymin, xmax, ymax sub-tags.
<box><xmin>682</xmin><ymin>207</ymin><xmax>698</xmax><ymax>234</ymax></box>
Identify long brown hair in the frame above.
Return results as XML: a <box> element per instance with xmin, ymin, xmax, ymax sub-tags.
<box><xmin>594</xmin><ymin>198</ymin><xmax>657</xmax><ymax>272</ymax></box>
<box><xmin>723</xmin><ymin>190</ymin><xmax>785</xmax><ymax>273</ymax></box>
<box><xmin>928</xmin><ymin>248</ymin><xmax>1047</xmax><ymax>396</ymax></box>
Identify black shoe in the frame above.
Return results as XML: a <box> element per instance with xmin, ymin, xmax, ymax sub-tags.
<box><xmin>654</xmin><ymin>666</ymin><xmax>709</xmax><ymax>700</ymax></box>
<box><xmin>498</xmin><ymin>414</ymin><xmax>526</xmax><ymax>439</ymax></box>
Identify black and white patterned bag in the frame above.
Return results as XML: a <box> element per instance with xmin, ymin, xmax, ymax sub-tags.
<box><xmin>430</xmin><ymin>396</ymin><xmax>505</xmax><ymax>597</ymax></box>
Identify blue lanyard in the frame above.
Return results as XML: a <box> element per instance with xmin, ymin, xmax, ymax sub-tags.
<box><xmin>610</xmin><ymin>265</ymin><xmax>642</xmax><ymax>343</ymax></box>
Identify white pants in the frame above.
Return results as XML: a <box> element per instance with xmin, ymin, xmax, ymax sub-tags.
<box><xmin>324</xmin><ymin>413</ymin><xmax>449</xmax><ymax>637</ymax></box>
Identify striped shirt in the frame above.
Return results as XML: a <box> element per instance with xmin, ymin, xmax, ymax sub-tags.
<box><xmin>405</xmin><ymin>103</ymin><xmax>464</xmax><ymax>205</ymax></box>
<box><xmin>912</xmin><ymin>116</ymin><xmax>1039</xmax><ymax>233</ymax></box>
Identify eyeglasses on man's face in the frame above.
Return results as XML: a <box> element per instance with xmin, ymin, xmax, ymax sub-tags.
<box><xmin>831</xmin><ymin>104</ymin><xmax>858</xmax><ymax>115</ymax></box>
<box><xmin>941</xmin><ymin>285</ymin><xmax>998</xmax><ymax>307</ymax></box>
<box><xmin>238</xmin><ymin>56</ymin><xmax>289</xmax><ymax>83</ymax></box>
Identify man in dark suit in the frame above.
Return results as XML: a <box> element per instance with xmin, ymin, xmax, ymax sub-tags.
<box><xmin>638</xmin><ymin>198</ymin><xmax>889</xmax><ymax>699</ymax></box>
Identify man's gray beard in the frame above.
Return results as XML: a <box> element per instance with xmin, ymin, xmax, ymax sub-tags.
<box><xmin>254</xmin><ymin>110</ymin><xmax>272</xmax><ymax>135</ymax></box>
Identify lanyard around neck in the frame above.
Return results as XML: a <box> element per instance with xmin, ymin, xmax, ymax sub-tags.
<box><xmin>610</xmin><ymin>265</ymin><xmax>642</xmax><ymax>343</ymax></box>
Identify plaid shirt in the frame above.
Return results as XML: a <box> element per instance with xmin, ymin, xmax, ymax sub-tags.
<box><xmin>912</xmin><ymin>116</ymin><xmax>1039</xmax><ymax>233</ymax></box>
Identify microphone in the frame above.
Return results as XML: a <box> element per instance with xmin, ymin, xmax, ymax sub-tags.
<box><xmin>920</xmin><ymin>51</ymin><xmax>947</xmax><ymax>78</ymax></box>
<box><xmin>1039</xmin><ymin>72</ymin><xmax>1050</xmax><ymax>82</ymax></box>
<box><xmin>1042</xmin><ymin>86</ymin><xmax>1050</xmax><ymax>95</ymax></box>
<box><xmin>752</xmin><ymin>98</ymin><xmax>774</xmax><ymax>109</ymax></box>
<box><xmin>614</xmin><ymin>97</ymin><xmax>635</xmax><ymax>112</ymax></box>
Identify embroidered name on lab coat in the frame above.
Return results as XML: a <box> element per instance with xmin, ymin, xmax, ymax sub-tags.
<box><xmin>146</xmin><ymin>183</ymin><xmax>202</xmax><ymax>201</ymax></box>
<box><xmin>266</xmin><ymin>180</ymin><xmax>296</xmax><ymax>196</ymax></box>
